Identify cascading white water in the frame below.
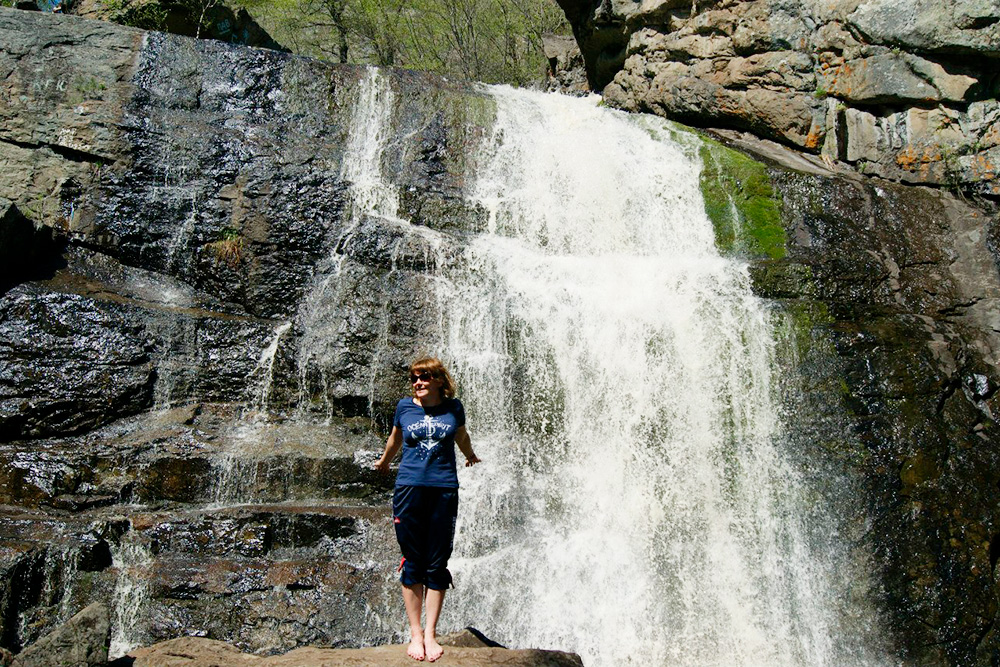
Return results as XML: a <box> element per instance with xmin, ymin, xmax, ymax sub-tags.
<box><xmin>109</xmin><ymin>532</ymin><xmax>154</xmax><ymax>658</ymax></box>
<box><xmin>250</xmin><ymin>320</ymin><xmax>293</xmax><ymax>416</ymax></box>
<box><xmin>296</xmin><ymin>67</ymin><xmax>405</xmax><ymax>416</ymax></box>
<box><xmin>438</xmin><ymin>88</ymin><xmax>886</xmax><ymax>667</ymax></box>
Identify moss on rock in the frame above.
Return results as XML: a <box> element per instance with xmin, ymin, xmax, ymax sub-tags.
<box><xmin>698</xmin><ymin>138</ymin><xmax>786</xmax><ymax>260</ymax></box>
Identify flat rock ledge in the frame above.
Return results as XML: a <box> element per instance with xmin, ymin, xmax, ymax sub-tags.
<box><xmin>123</xmin><ymin>634</ymin><xmax>584</xmax><ymax>667</ymax></box>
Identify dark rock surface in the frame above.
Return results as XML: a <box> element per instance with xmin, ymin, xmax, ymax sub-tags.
<box><xmin>706</xmin><ymin>128</ymin><xmax>1000</xmax><ymax>665</ymax></box>
<box><xmin>556</xmin><ymin>0</ymin><xmax>1000</xmax><ymax>193</ymax></box>
<box><xmin>0</xmin><ymin>199</ymin><xmax>63</xmax><ymax>292</ymax></box>
<box><xmin>0</xmin><ymin>283</ymin><xmax>156</xmax><ymax>441</ymax></box>
<box><xmin>10</xmin><ymin>602</ymin><xmax>109</xmax><ymax>667</ymax></box>
<box><xmin>0</xmin><ymin>6</ymin><xmax>490</xmax><ymax>658</ymax></box>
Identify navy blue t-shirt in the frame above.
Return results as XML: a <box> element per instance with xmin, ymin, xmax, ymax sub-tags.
<box><xmin>393</xmin><ymin>397</ymin><xmax>465</xmax><ymax>488</ymax></box>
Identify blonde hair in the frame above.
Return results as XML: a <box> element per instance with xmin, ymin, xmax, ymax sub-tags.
<box><xmin>409</xmin><ymin>357</ymin><xmax>456</xmax><ymax>399</ymax></box>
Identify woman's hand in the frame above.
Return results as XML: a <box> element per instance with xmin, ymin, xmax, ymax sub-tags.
<box><xmin>375</xmin><ymin>427</ymin><xmax>403</xmax><ymax>475</ymax></box>
<box><xmin>455</xmin><ymin>426</ymin><xmax>479</xmax><ymax>468</ymax></box>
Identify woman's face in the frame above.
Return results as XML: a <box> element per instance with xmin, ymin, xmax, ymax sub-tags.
<box><xmin>411</xmin><ymin>370</ymin><xmax>443</xmax><ymax>403</ymax></box>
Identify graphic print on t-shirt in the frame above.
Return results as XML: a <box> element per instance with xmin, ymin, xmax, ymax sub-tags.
<box><xmin>405</xmin><ymin>414</ymin><xmax>453</xmax><ymax>460</ymax></box>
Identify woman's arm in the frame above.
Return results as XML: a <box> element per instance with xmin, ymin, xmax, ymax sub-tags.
<box><xmin>455</xmin><ymin>425</ymin><xmax>480</xmax><ymax>467</ymax></box>
<box><xmin>374</xmin><ymin>426</ymin><xmax>403</xmax><ymax>474</ymax></box>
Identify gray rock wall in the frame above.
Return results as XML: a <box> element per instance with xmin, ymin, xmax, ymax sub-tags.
<box><xmin>0</xmin><ymin>6</ymin><xmax>491</xmax><ymax>657</ymax></box>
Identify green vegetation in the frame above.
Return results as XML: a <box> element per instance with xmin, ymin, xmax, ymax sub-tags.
<box><xmin>698</xmin><ymin>137</ymin><xmax>786</xmax><ymax>260</ymax></box>
<box><xmin>232</xmin><ymin>0</ymin><xmax>568</xmax><ymax>85</ymax></box>
<box><xmin>774</xmin><ymin>298</ymin><xmax>833</xmax><ymax>359</ymax></box>
<box><xmin>103</xmin><ymin>0</ymin><xmax>168</xmax><ymax>31</ymax></box>
<box><xmin>13</xmin><ymin>0</ymin><xmax>567</xmax><ymax>85</ymax></box>
<box><xmin>205</xmin><ymin>228</ymin><xmax>245</xmax><ymax>267</ymax></box>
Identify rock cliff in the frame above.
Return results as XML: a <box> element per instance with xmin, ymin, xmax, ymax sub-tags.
<box><xmin>555</xmin><ymin>0</ymin><xmax>1000</xmax><ymax>193</ymax></box>
<box><xmin>708</xmin><ymin>132</ymin><xmax>1000</xmax><ymax>664</ymax></box>
<box><xmin>3</xmin><ymin>5</ymin><xmax>1000</xmax><ymax>667</ymax></box>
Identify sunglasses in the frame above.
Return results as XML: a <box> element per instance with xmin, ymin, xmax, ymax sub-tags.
<box><xmin>409</xmin><ymin>372</ymin><xmax>434</xmax><ymax>384</ymax></box>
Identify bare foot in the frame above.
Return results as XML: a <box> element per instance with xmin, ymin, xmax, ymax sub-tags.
<box><xmin>424</xmin><ymin>633</ymin><xmax>443</xmax><ymax>662</ymax></box>
<box><xmin>407</xmin><ymin>637</ymin><xmax>425</xmax><ymax>661</ymax></box>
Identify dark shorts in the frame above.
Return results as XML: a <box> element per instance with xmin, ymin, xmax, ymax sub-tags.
<box><xmin>392</xmin><ymin>485</ymin><xmax>459</xmax><ymax>590</ymax></box>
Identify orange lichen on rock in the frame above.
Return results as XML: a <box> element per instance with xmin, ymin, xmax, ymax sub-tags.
<box><xmin>804</xmin><ymin>124</ymin><xmax>824</xmax><ymax>150</ymax></box>
<box><xmin>981</xmin><ymin>124</ymin><xmax>1000</xmax><ymax>149</ymax></box>
<box><xmin>896</xmin><ymin>146</ymin><xmax>943</xmax><ymax>171</ymax></box>
<box><xmin>966</xmin><ymin>153</ymin><xmax>997</xmax><ymax>181</ymax></box>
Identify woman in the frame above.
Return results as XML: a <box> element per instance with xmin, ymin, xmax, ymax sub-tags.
<box><xmin>375</xmin><ymin>357</ymin><xmax>481</xmax><ymax>662</ymax></box>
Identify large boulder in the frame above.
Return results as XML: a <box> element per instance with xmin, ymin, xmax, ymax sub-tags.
<box><xmin>125</xmin><ymin>634</ymin><xmax>584</xmax><ymax>667</ymax></box>
<box><xmin>10</xmin><ymin>602</ymin><xmax>110</xmax><ymax>667</ymax></box>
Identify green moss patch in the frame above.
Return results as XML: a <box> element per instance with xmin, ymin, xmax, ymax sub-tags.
<box><xmin>698</xmin><ymin>139</ymin><xmax>786</xmax><ymax>260</ymax></box>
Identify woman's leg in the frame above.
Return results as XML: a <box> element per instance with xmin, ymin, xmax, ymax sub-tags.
<box><xmin>422</xmin><ymin>489</ymin><xmax>458</xmax><ymax>662</ymax></box>
<box><xmin>402</xmin><ymin>583</ymin><xmax>425</xmax><ymax>660</ymax></box>
<box><xmin>423</xmin><ymin>588</ymin><xmax>445</xmax><ymax>662</ymax></box>
<box><xmin>394</xmin><ymin>486</ymin><xmax>429</xmax><ymax>660</ymax></box>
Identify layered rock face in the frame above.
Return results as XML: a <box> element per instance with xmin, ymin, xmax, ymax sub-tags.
<box><xmin>0</xmin><ymin>6</ymin><xmax>489</xmax><ymax>657</ymax></box>
<box><xmin>557</xmin><ymin>0</ymin><xmax>1000</xmax><ymax>193</ymax></box>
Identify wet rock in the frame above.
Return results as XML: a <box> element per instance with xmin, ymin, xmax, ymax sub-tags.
<box><xmin>10</xmin><ymin>602</ymin><xmax>109</xmax><ymax>667</ymax></box>
<box><xmin>0</xmin><ymin>284</ymin><xmax>156</xmax><ymax>440</ymax></box>
<box><xmin>722</xmin><ymin>131</ymin><xmax>1000</xmax><ymax>664</ymax></box>
<box><xmin>0</xmin><ymin>498</ymin><xmax>398</xmax><ymax>656</ymax></box>
<box><xmin>1</xmin><ymin>8</ymin><xmax>490</xmax><ymax>423</ymax></box>
<box><xmin>0</xmin><ymin>404</ymin><xmax>389</xmax><ymax>508</ymax></box>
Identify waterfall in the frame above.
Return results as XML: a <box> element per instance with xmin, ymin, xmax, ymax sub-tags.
<box><xmin>437</xmin><ymin>88</ymin><xmax>885</xmax><ymax>666</ymax></box>
<box><xmin>165</xmin><ymin>193</ymin><xmax>198</xmax><ymax>274</ymax></box>
<box><xmin>249</xmin><ymin>320</ymin><xmax>293</xmax><ymax>416</ymax></box>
